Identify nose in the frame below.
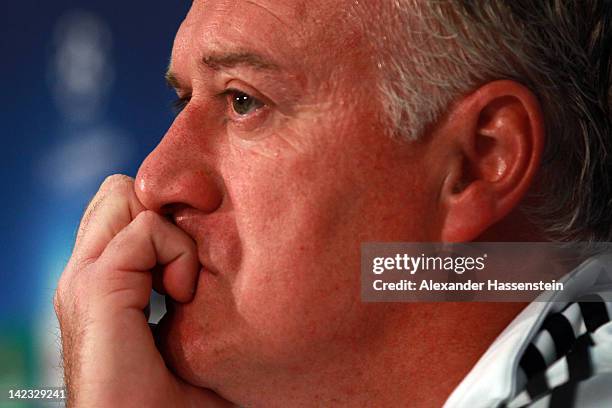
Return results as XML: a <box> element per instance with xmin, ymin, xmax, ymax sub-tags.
<box><xmin>135</xmin><ymin>125</ymin><xmax>223</xmax><ymax>215</ymax></box>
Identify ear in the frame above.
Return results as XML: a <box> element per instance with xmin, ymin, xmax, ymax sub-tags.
<box><xmin>437</xmin><ymin>80</ymin><xmax>545</xmax><ymax>242</ymax></box>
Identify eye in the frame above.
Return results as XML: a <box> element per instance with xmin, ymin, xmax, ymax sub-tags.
<box><xmin>227</xmin><ymin>90</ymin><xmax>264</xmax><ymax>116</ymax></box>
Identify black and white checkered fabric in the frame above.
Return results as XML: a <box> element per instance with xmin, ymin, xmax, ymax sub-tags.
<box><xmin>444</xmin><ymin>254</ymin><xmax>612</xmax><ymax>408</ymax></box>
<box><xmin>505</xmin><ymin>294</ymin><xmax>612</xmax><ymax>407</ymax></box>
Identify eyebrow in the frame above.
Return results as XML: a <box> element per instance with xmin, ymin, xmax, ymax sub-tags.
<box><xmin>201</xmin><ymin>51</ymin><xmax>280</xmax><ymax>71</ymax></box>
<box><xmin>165</xmin><ymin>51</ymin><xmax>281</xmax><ymax>91</ymax></box>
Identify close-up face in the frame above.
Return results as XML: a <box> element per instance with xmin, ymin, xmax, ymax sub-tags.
<box><xmin>8</xmin><ymin>0</ymin><xmax>612</xmax><ymax>407</ymax></box>
<box><xmin>135</xmin><ymin>0</ymin><xmax>443</xmax><ymax>391</ymax></box>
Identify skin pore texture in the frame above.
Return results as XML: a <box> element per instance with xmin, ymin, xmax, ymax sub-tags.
<box><xmin>56</xmin><ymin>0</ymin><xmax>546</xmax><ymax>406</ymax></box>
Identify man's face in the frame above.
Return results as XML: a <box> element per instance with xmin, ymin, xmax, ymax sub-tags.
<box><xmin>136</xmin><ymin>0</ymin><xmax>442</xmax><ymax>391</ymax></box>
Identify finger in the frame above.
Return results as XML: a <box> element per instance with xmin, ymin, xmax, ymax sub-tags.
<box><xmin>95</xmin><ymin>210</ymin><xmax>199</xmax><ymax>309</ymax></box>
<box><xmin>151</xmin><ymin>264</ymin><xmax>168</xmax><ymax>295</ymax></box>
<box><xmin>143</xmin><ymin>302</ymin><xmax>151</xmax><ymax>320</ymax></box>
<box><xmin>74</xmin><ymin>174</ymin><xmax>146</xmax><ymax>262</ymax></box>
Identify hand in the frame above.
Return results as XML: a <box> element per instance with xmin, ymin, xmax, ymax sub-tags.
<box><xmin>54</xmin><ymin>175</ymin><xmax>235</xmax><ymax>407</ymax></box>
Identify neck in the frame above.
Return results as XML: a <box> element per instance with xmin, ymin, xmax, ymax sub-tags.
<box><xmin>228</xmin><ymin>302</ymin><xmax>526</xmax><ymax>407</ymax></box>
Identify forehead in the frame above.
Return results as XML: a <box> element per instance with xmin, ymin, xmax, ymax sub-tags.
<box><xmin>172</xmin><ymin>0</ymin><xmax>372</xmax><ymax>73</ymax></box>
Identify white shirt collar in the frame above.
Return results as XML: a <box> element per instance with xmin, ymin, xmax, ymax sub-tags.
<box><xmin>443</xmin><ymin>254</ymin><xmax>612</xmax><ymax>408</ymax></box>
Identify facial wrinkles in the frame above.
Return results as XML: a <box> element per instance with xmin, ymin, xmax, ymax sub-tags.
<box><xmin>176</xmin><ymin>0</ymin><xmax>382</xmax><ymax>214</ymax></box>
<box><xmin>151</xmin><ymin>3</ymin><xmax>426</xmax><ymax>400</ymax></box>
<box><xmin>193</xmin><ymin>0</ymin><xmax>303</xmax><ymax>54</ymax></box>
<box><xmin>195</xmin><ymin>4</ymin><xmax>351</xmax><ymax>153</ymax></box>
<box><xmin>227</xmin><ymin>98</ymin><xmax>341</xmax><ymax>161</ymax></box>
<box><xmin>243</xmin><ymin>0</ymin><xmax>291</xmax><ymax>28</ymax></box>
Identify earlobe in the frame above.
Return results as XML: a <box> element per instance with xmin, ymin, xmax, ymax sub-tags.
<box><xmin>441</xmin><ymin>181</ymin><xmax>496</xmax><ymax>242</ymax></box>
<box><xmin>438</xmin><ymin>80</ymin><xmax>545</xmax><ymax>242</ymax></box>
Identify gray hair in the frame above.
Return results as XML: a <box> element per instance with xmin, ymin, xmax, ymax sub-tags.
<box><xmin>375</xmin><ymin>0</ymin><xmax>612</xmax><ymax>242</ymax></box>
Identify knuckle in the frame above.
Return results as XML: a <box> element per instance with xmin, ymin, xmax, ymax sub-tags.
<box><xmin>80</xmin><ymin>175</ymin><xmax>131</xmax><ymax>222</ymax></box>
<box><xmin>78</xmin><ymin>174</ymin><xmax>135</xmax><ymax>238</ymax></box>
<box><xmin>79</xmin><ymin>196</ymin><xmax>102</xmax><ymax>229</ymax></box>
<box><xmin>100</xmin><ymin>174</ymin><xmax>134</xmax><ymax>193</ymax></box>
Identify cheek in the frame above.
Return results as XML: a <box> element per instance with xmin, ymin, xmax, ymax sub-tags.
<box><xmin>232</xmin><ymin>241</ymin><xmax>361</xmax><ymax>360</ymax></box>
<box><xmin>222</xmin><ymin>169</ymin><xmax>430</xmax><ymax>357</ymax></box>
<box><xmin>218</xmin><ymin>154</ymin><xmax>357</xmax><ymax>352</ymax></box>
<box><xmin>213</xmin><ymin>112</ymin><xmax>438</xmax><ymax>354</ymax></box>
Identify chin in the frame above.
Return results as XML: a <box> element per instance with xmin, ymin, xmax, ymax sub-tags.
<box><xmin>155</xmin><ymin>299</ymin><xmax>237</xmax><ymax>388</ymax></box>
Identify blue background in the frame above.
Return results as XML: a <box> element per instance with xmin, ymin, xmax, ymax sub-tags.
<box><xmin>1</xmin><ymin>2</ymin><xmax>191</xmax><ymax>402</ymax></box>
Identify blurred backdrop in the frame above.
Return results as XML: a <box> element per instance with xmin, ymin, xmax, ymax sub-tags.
<box><xmin>1</xmin><ymin>2</ymin><xmax>191</xmax><ymax>406</ymax></box>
